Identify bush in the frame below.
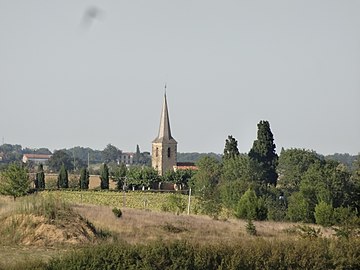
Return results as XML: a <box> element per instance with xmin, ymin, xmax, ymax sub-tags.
<box><xmin>294</xmin><ymin>225</ymin><xmax>322</xmax><ymax>239</ymax></box>
<box><xmin>266</xmin><ymin>198</ymin><xmax>287</xmax><ymax>221</ymax></box>
<box><xmin>235</xmin><ymin>189</ymin><xmax>267</xmax><ymax>220</ymax></box>
<box><xmin>333</xmin><ymin>206</ymin><xmax>357</xmax><ymax>225</ymax></box>
<box><xmin>112</xmin><ymin>207</ymin><xmax>122</xmax><ymax>218</ymax></box>
<box><xmin>315</xmin><ymin>201</ymin><xmax>334</xmax><ymax>227</ymax></box>
<box><xmin>246</xmin><ymin>219</ymin><xmax>257</xmax><ymax>236</ymax></box>
<box><xmin>286</xmin><ymin>192</ymin><xmax>314</xmax><ymax>223</ymax></box>
<box><xmin>46</xmin><ymin>238</ymin><xmax>360</xmax><ymax>270</ymax></box>
<box><xmin>162</xmin><ymin>193</ymin><xmax>187</xmax><ymax>215</ymax></box>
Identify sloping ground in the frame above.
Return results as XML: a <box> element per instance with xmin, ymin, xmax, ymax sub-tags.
<box><xmin>0</xmin><ymin>195</ymin><xmax>99</xmax><ymax>247</ymax></box>
<box><xmin>74</xmin><ymin>204</ymin><xmax>336</xmax><ymax>245</ymax></box>
<box><xmin>0</xmin><ymin>212</ymin><xmax>96</xmax><ymax>246</ymax></box>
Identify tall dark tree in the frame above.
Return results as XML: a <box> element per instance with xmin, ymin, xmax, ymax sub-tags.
<box><xmin>351</xmin><ymin>155</ymin><xmax>360</xmax><ymax>212</ymax></box>
<box><xmin>100</xmin><ymin>163</ymin><xmax>109</xmax><ymax>189</ymax></box>
<box><xmin>248</xmin><ymin>120</ymin><xmax>278</xmax><ymax>186</ymax></box>
<box><xmin>79</xmin><ymin>167</ymin><xmax>90</xmax><ymax>190</ymax></box>
<box><xmin>223</xmin><ymin>135</ymin><xmax>240</xmax><ymax>160</ymax></box>
<box><xmin>133</xmin><ymin>144</ymin><xmax>141</xmax><ymax>164</ymax></box>
<box><xmin>57</xmin><ymin>164</ymin><xmax>69</xmax><ymax>188</ymax></box>
<box><xmin>35</xmin><ymin>164</ymin><xmax>45</xmax><ymax>189</ymax></box>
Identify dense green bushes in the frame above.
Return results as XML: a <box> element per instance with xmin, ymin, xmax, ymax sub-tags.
<box><xmin>46</xmin><ymin>238</ymin><xmax>360</xmax><ymax>270</ymax></box>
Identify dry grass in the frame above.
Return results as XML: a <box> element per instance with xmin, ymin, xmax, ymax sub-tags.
<box><xmin>0</xmin><ymin>195</ymin><xmax>338</xmax><ymax>269</ymax></box>
<box><xmin>73</xmin><ymin>203</ymin><xmax>327</xmax><ymax>245</ymax></box>
<box><xmin>0</xmin><ymin>196</ymin><xmax>14</xmax><ymax>216</ymax></box>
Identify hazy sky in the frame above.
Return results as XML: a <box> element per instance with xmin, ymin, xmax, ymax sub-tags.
<box><xmin>1</xmin><ymin>0</ymin><xmax>359</xmax><ymax>155</ymax></box>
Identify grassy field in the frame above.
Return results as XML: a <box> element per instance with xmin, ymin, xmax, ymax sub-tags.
<box><xmin>38</xmin><ymin>190</ymin><xmax>196</xmax><ymax>214</ymax></box>
<box><xmin>0</xmin><ymin>192</ymin><xmax>358</xmax><ymax>269</ymax></box>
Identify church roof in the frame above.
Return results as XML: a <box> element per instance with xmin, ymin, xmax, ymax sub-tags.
<box><xmin>152</xmin><ymin>93</ymin><xmax>177</xmax><ymax>144</ymax></box>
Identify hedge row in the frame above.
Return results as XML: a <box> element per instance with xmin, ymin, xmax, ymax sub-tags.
<box><xmin>46</xmin><ymin>238</ymin><xmax>360</xmax><ymax>270</ymax></box>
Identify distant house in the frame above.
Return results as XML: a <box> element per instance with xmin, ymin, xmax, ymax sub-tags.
<box><xmin>174</xmin><ymin>162</ymin><xmax>198</xmax><ymax>171</ymax></box>
<box><xmin>22</xmin><ymin>154</ymin><xmax>52</xmax><ymax>164</ymax></box>
<box><xmin>0</xmin><ymin>152</ymin><xmax>4</xmax><ymax>162</ymax></box>
<box><xmin>120</xmin><ymin>152</ymin><xmax>134</xmax><ymax>165</ymax></box>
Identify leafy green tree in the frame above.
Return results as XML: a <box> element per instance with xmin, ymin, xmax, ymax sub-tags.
<box><xmin>286</xmin><ymin>192</ymin><xmax>314</xmax><ymax>223</ymax></box>
<box><xmin>277</xmin><ymin>148</ymin><xmax>320</xmax><ymax>194</ymax></box>
<box><xmin>315</xmin><ymin>201</ymin><xmax>334</xmax><ymax>227</ymax></box>
<box><xmin>0</xmin><ymin>163</ymin><xmax>30</xmax><ymax>200</ymax></box>
<box><xmin>57</xmin><ymin>164</ymin><xmax>69</xmax><ymax>188</ymax></box>
<box><xmin>35</xmin><ymin>164</ymin><xmax>45</xmax><ymax>189</ymax></box>
<box><xmin>191</xmin><ymin>156</ymin><xmax>222</xmax><ymax>218</ymax></box>
<box><xmin>48</xmin><ymin>150</ymin><xmax>73</xmax><ymax>171</ymax></box>
<box><xmin>350</xmin><ymin>155</ymin><xmax>360</xmax><ymax>212</ymax></box>
<box><xmin>223</xmin><ymin>135</ymin><xmax>240</xmax><ymax>160</ymax></box>
<box><xmin>235</xmin><ymin>188</ymin><xmax>267</xmax><ymax>220</ymax></box>
<box><xmin>219</xmin><ymin>155</ymin><xmax>252</xmax><ymax>209</ymax></box>
<box><xmin>0</xmin><ymin>144</ymin><xmax>23</xmax><ymax>163</ymax></box>
<box><xmin>100</xmin><ymin>163</ymin><xmax>109</xmax><ymax>189</ymax></box>
<box><xmin>163</xmin><ymin>169</ymin><xmax>194</xmax><ymax>189</ymax></box>
<box><xmin>248</xmin><ymin>120</ymin><xmax>278</xmax><ymax>186</ymax></box>
<box><xmin>79</xmin><ymin>167</ymin><xmax>90</xmax><ymax>190</ymax></box>
<box><xmin>113</xmin><ymin>163</ymin><xmax>127</xmax><ymax>190</ymax></box>
<box><xmin>23</xmin><ymin>147</ymin><xmax>52</xmax><ymax>155</ymax></box>
<box><xmin>126</xmin><ymin>166</ymin><xmax>160</xmax><ymax>189</ymax></box>
<box><xmin>102</xmin><ymin>144</ymin><xmax>121</xmax><ymax>163</ymax></box>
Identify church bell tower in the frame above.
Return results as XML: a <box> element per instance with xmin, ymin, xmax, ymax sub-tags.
<box><xmin>152</xmin><ymin>93</ymin><xmax>177</xmax><ymax>175</ymax></box>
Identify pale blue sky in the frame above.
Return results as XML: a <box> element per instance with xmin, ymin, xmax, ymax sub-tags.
<box><xmin>0</xmin><ymin>0</ymin><xmax>359</xmax><ymax>155</ymax></box>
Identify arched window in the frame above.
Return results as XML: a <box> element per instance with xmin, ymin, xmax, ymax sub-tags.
<box><xmin>167</xmin><ymin>147</ymin><xmax>171</xmax><ymax>158</ymax></box>
<box><xmin>156</xmin><ymin>147</ymin><xmax>159</xmax><ymax>157</ymax></box>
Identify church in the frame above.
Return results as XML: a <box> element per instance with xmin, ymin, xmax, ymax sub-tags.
<box><xmin>151</xmin><ymin>93</ymin><xmax>196</xmax><ymax>175</ymax></box>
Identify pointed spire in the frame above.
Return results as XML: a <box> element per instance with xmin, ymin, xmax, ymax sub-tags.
<box><xmin>153</xmin><ymin>93</ymin><xmax>177</xmax><ymax>143</ymax></box>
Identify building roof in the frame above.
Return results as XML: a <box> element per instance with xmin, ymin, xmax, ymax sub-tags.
<box><xmin>175</xmin><ymin>162</ymin><xmax>198</xmax><ymax>170</ymax></box>
<box><xmin>23</xmin><ymin>154</ymin><xmax>52</xmax><ymax>159</ymax></box>
<box><xmin>122</xmin><ymin>152</ymin><xmax>135</xmax><ymax>156</ymax></box>
<box><xmin>152</xmin><ymin>93</ymin><xmax>177</xmax><ymax>144</ymax></box>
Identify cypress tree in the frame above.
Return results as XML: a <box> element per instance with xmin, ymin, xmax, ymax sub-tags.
<box><xmin>100</xmin><ymin>163</ymin><xmax>109</xmax><ymax>189</ymax></box>
<box><xmin>36</xmin><ymin>164</ymin><xmax>45</xmax><ymax>189</ymax></box>
<box><xmin>79</xmin><ymin>167</ymin><xmax>90</xmax><ymax>190</ymax></box>
<box><xmin>57</xmin><ymin>164</ymin><xmax>69</xmax><ymax>188</ymax></box>
<box><xmin>134</xmin><ymin>144</ymin><xmax>141</xmax><ymax>164</ymax></box>
<box><xmin>223</xmin><ymin>135</ymin><xmax>240</xmax><ymax>160</ymax></box>
<box><xmin>248</xmin><ymin>120</ymin><xmax>278</xmax><ymax>186</ymax></box>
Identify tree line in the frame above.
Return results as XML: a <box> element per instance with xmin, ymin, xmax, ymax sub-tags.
<box><xmin>1</xmin><ymin>120</ymin><xmax>359</xmax><ymax>228</ymax></box>
<box><xmin>190</xmin><ymin>120</ymin><xmax>360</xmax><ymax>227</ymax></box>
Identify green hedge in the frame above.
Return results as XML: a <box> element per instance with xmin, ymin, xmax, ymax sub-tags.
<box><xmin>46</xmin><ymin>238</ymin><xmax>360</xmax><ymax>270</ymax></box>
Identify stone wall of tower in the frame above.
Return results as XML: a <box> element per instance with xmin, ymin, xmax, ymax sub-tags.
<box><xmin>152</xmin><ymin>142</ymin><xmax>177</xmax><ymax>176</ymax></box>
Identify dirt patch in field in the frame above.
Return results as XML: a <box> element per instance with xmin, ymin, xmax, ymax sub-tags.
<box><xmin>0</xmin><ymin>211</ymin><xmax>97</xmax><ymax>246</ymax></box>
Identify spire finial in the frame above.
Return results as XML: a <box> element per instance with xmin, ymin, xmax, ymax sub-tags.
<box><xmin>164</xmin><ymin>83</ymin><xmax>167</xmax><ymax>95</ymax></box>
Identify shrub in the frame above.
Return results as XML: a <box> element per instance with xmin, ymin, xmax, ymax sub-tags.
<box><xmin>246</xmin><ymin>219</ymin><xmax>257</xmax><ymax>236</ymax></box>
<box><xmin>294</xmin><ymin>225</ymin><xmax>322</xmax><ymax>239</ymax></box>
<box><xmin>46</xmin><ymin>239</ymin><xmax>360</xmax><ymax>270</ymax></box>
<box><xmin>0</xmin><ymin>163</ymin><xmax>31</xmax><ymax>200</ymax></box>
<box><xmin>286</xmin><ymin>192</ymin><xmax>314</xmax><ymax>223</ymax></box>
<box><xmin>112</xmin><ymin>207</ymin><xmax>122</xmax><ymax>218</ymax></box>
<box><xmin>333</xmin><ymin>206</ymin><xmax>356</xmax><ymax>225</ymax></box>
<box><xmin>266</xmin><ymin>198</ymin><xmax>287</xmax><ymax>221</ymax></box>
<box><xmin>162</xmin><ymin>192</ymin><xmax>187</xmax><ymax>215</ymax></box>
<box><xmin>315</xmin><ymin>201</ymin><xmax>334</xmax><ymax>226</ymax></box>
<box><xmin>235</xmin><ymin>188</ymin><xmax>266</xmax><ymax>220</ymax></box>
